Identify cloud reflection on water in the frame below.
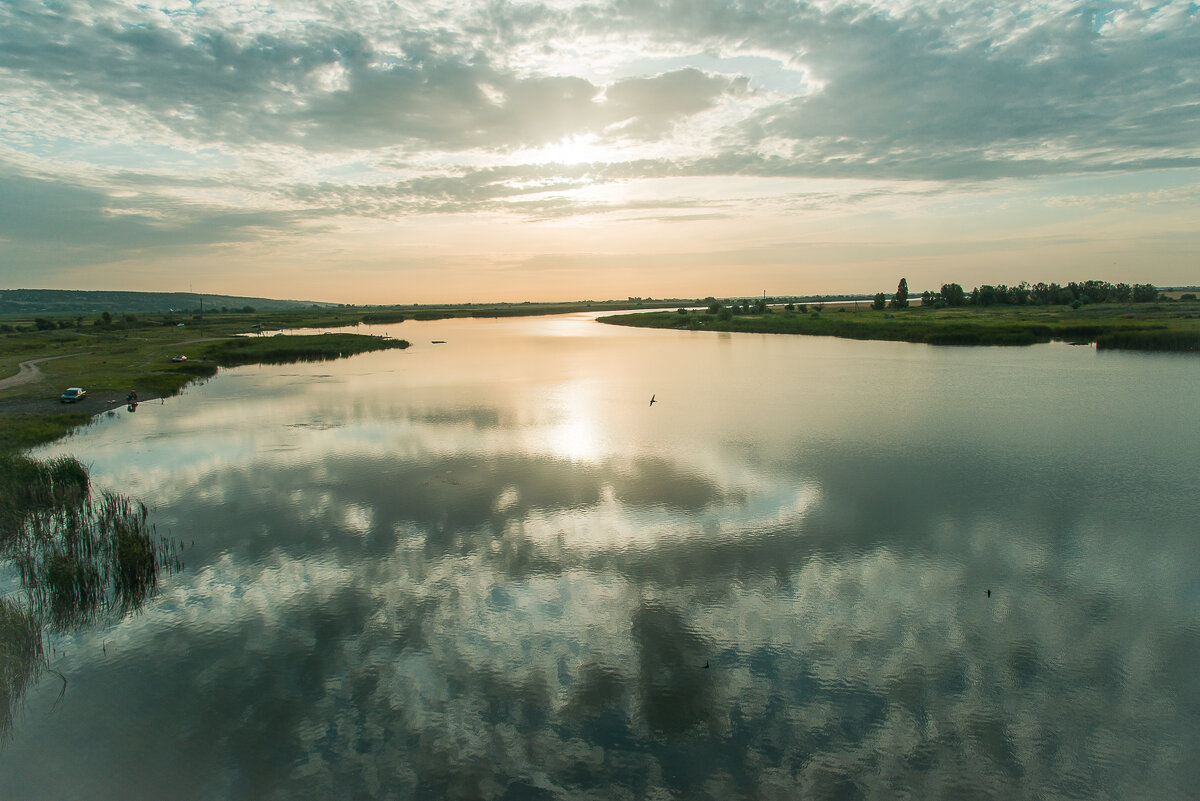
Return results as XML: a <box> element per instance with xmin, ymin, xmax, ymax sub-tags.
<box><xmin>11</xmin><ymin>323</ymin><xmax>1200</xmax><ymax>800</ymax></box>
<box><xmin>19</xmin><ymin>435</ymin><xmax>1194</xmax><ymax>800</ymax></box>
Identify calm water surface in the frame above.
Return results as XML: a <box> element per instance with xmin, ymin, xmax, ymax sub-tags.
<box><xmin>4</xmin><ymin>312</ymin><xmax>1200</xmax><ymax>800</ymax></box>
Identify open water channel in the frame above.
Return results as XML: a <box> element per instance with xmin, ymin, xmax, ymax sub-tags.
<box><xmin>3</xmin><ymin>311</ymin><xmax>1199</xmax><ymax>800</ymax></box>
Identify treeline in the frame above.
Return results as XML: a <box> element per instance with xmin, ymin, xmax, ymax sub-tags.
<box><xmin>0</xmin><ymin>289</ymin><xmax>326</xmax><ymax>315</ymax></box>
<box><xmin>0</xmin><ymin>308</ymin><xmax>258</xmax><ymax>334</ymax></box>
<box><xmin>914</xmin><ymin>280</ymin><xmax>1162</xmax><ymax>309</ymax></box>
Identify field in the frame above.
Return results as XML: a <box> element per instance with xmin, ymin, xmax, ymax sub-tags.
<box><xmin>601</xmin><ymin>301</ymin><xmax>1200</xmax><ymax>351</ymax></box>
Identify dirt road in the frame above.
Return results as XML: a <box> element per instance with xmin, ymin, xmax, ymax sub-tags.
<box><xmin>0</xmin><ymin>354</ymin><xmax>78</xmax><ymax>391</ymax></box>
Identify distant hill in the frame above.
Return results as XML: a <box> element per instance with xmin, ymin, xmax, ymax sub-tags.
<box><xmin>0</xmin><ymin>289</ymin><xmax>336</xmax><ymax>316</ymax></box>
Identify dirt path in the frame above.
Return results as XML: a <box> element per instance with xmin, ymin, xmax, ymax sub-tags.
<box><xmin>0</xmin><ymin>354</ymin><xmax>79</xmax><ymax>391</ymax></box>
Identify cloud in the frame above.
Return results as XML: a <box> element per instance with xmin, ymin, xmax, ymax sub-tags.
<box><xmin>0</xmin><ymin>164</ymin><xmax>311</xmax><ymax>277</ymax></box>
<box><xmin>0</xmin><ymin>1</ymin><xmax>743</xmax><ymax>153</ymax></box>
<box><xmin>1</xmin><ymin>0</ymin><xmax>1198</xmax><ymax>288</ymax></box>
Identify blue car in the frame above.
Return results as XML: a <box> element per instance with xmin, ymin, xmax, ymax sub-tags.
<box><xmin>60</xmin><ymin>387</ymin><xmax>86</xmax><ymax>403</ymax></box>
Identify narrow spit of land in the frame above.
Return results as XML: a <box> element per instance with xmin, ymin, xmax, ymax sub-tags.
<box><xmin>601</xmin><ymin>301</ymin><xmax>1200</xmax><ymax>351</ymax></box>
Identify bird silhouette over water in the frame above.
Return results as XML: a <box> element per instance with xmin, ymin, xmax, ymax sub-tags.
<box><xmin>649</xmin><ymin>394</ymin><xmax>656</xmax><ymax>406</ymax></box>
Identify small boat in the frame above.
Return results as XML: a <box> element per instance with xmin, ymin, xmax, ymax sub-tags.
<box><xmin>171</xmin><ymin>354</ymin><xmax>188</xmax><ymax>362</ymax></box>
<box><xmin>431</xmin><ymin>340</ymin><xmax>446</xmax><ymax>344</ymax></box>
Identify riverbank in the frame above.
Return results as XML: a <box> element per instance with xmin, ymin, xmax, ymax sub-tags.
<box><xmin>600</xmin><ymin>301</ymin><xmax>1200</xmax><ymax>351</ymax></box>
<box><xmin>0</xmin><ymin>329</ymin><xmax>410</xmax><ymax>453</ymax></box>
<box><xmin>2</xmin><ymin>299</ymin><xmax>691</xmax><ymax>453</ymax></box>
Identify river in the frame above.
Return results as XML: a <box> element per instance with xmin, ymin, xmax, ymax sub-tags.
<box><xmin>5</xmin><ymin>311</ymin><xmax>1199</xmax><ymax>800</ymax></box>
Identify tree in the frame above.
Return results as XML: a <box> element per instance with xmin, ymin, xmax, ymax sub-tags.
<box><xmin>706</xmin><ymin>300</ymin><xmax>721</xmax><ymax>315</ymax></box>
<box><xmin>889</xmin><ymin>278</ymin><xmax>909</xmax><ymax>309</ymax></box>
<box><xmin>1132</xmin><ymin>284</ymin><xmax>1158</xmax><ymax>302</ymax></box>
<box><xmin>872</xmin><ymin>293</ymin><xmax>887</xmax><ymax>311</ymax></box>
<box><xmin>940</xmin><ymin>283</ymin><xmax>965</xmax><ymax>306</ymax></box>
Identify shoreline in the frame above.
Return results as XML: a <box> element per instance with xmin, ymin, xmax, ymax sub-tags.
<box><xmin>0</xmin><ymin>331</ymin><xmax>408</xmax><ymax>454</ymax></box>
<box><xmin>599</xmin><ymin>302</ymin><xmax>1200</xmax><ymax>351</ymax></box>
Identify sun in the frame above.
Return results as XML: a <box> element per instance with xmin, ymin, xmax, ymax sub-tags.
<box><xmin>526</xmin><ymin>134</ymin><xmax>607</xmax><ymax>165</ymax></box>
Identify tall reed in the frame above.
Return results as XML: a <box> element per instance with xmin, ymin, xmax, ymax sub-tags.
<box><xmin>1</xmin><ymin>454</ymin><xmax>178</xmax><ymax>741</ymax></box>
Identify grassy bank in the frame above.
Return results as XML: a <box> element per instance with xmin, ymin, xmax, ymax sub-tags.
<box><xmin>600</xmin><ymin>301</ymin><xmax>1200</xmax><ymax>351</ymax></box>
<box><xmin>3</xmin><ymin>298</ymin><xmax>680</xmax><ymax>453</ymax></box>
<box><xmin>198</xmin><ymin>332</ymin><xmax>409</xmax><ymax>366</ymax></box>
<box><xmin>1</xmin><ymin>327</ymin><xmax>410</xmax><ymax>453</ymax></box>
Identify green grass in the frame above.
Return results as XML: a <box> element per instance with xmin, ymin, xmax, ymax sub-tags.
<box><xmin>0</xmin><ymin>412</ymin><xmax>92</xmax><ymax>455</ymax></box>
<box><xmin>1</xmin><ymin>329</ymin><xmax>412</xmax><ymax>454</ymax></box>
<box><xmin>199</xmin><ymin>333</ymin><xmax>410</xmax><ymax>366</ymax></box>
<box><xmin>601</xmin><ymin>302</ymin><xmax>1200</xmax><ymax>351</ymax></box>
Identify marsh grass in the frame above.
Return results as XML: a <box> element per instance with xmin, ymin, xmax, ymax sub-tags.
<box><xmin>0</xmin><ymin>598</ymin><xmax>44</xmax><ymax>744</ymax></box>
<box><xmin>1095</xmin><ymin>329</ymin><xmax>1200</xmax><ymax>351</ymax></box>
<box><xmin>1</xmin><ymin>453</ymin><xmax>178</xmax><ymax>741</ymax></box>
<box><xmin>603</xmin><ymin>302</ymin><xmax>1200</xmax><ymax>352</ymax></box>
<box><xmin>200</xmin><ymin>333</ymin><xmax>410</xmax><ymax>366</ymax></box>
<box><xmin>1</xmin><ymin>454</ymin><xmax>90</xmax><ymax>545</ymax></box>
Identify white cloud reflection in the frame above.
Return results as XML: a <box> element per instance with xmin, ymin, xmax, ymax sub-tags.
<box><xmin>16</xmin><ymin>324</ymin><xmax>1200</xmax><ymax>799</ymax></box>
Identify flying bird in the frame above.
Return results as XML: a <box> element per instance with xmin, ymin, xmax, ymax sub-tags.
<box><xmin>649</xmin><ymin>394</ymin><xmax>656</xmax><ymax>406</ymax></box>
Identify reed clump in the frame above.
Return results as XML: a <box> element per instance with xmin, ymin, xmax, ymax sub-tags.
<box><xmin>1</xmin><ymin>453</ymin><xmax>179</xmax><ymax>740</ymax></box>
<box><xmin>0</xmin><ymin>598</ymin><xmax>44</xmax><ymax>743</ymax></box>
<box><xmin>1</xmin><ymin>454</ymin><xmax>90</xmax><ymax>547</ymax></box>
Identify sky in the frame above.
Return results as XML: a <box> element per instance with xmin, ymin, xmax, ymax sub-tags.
<box><xmin>1</xmin><ymin>0</ymin><xmax>1198</xmax><ymax>304</ymax></box>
